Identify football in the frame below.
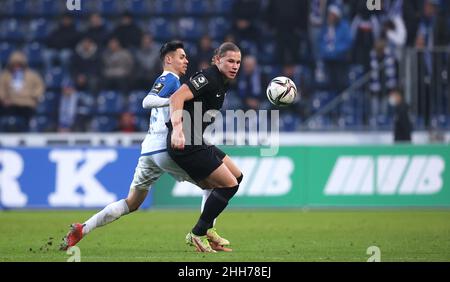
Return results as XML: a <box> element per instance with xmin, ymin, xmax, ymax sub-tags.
<box><xmin>266</xmin><ymin>76</ymin><xmax>298</xmax><ymax>106</ymax></box>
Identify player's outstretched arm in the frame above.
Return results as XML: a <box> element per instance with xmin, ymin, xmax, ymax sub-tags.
<box><xmin>142</xmin><ymin>94</ymin><xmax>170</xmax><ymax>109</ymax></box>
<box><xmin>169</xmin><ymin>84</ymin><xmax>194</xmax><ymax>150</ymax></box>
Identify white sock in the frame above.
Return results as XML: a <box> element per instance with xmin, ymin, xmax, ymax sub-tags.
<box><xmin>82</xmin><ymin>199</ymin><xmax>130</xmax><ymax>235</ymax></box>
<box><xmin>201</xmin><ymin>190</ymin><xmax>216</xmax><ymax>228</ymax></box>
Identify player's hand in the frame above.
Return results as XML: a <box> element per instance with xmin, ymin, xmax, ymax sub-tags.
<box><xmin>171</xmin><ymin>128</ymin><xmax>185</xmax><ymax>150</ymax></box>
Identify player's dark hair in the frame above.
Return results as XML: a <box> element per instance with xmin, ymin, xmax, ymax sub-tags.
<box><xmin>216</xmin><ymin>42</ymin><xmax>240</xmax><ymax>58</ymax></box>
<box><xmin>160</xmin><ymin>41</ymin><xmax>185</xmax><ymax>61</ymax></box>
<box><xmin>210</xmin><ymin>48</ymin><xmax>219</xmax><ymax>65</ymax></box>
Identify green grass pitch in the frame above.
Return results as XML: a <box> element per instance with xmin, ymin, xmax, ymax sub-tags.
<box><xmin>0</xmin><ymin>210</ymin><xmax>449</xmax><ymax>262</ymax></box>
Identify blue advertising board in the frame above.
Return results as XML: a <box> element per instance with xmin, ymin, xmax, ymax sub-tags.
<box><xmin>0</xmin><ymin>148</ymin><xmax>152</xmax><ymax>209</ymax></box>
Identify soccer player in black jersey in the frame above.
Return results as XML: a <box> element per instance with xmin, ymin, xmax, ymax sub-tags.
<box><xmin>167</xmin><ymin>42</ymin><xmax>243</xmax><ymax>253</ymax></box>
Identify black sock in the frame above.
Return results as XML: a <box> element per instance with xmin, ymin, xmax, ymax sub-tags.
<box><xmin>192</xmin><ymin>186</ymin><xmax>239</xmax><ymax>236</ymax></box>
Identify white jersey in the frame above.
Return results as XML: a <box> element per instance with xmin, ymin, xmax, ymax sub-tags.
<box><xmin>141</xmin><ymin>71</ymin><xmax>180</xmax><ymax>155</ymax></box>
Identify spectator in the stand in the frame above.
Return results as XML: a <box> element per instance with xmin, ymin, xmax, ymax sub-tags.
<box><xmin>134</xmin><ymin>34</ymin><xmax>161</xmax><ymax>90</ymax></box>
<box><xmin>403</xmin><ymin>0</ymin><xmax>422</xmax><ymax>46</ymax></box>
<box><xmin>83</xmin><ymin>13</ymin><xmax>109</xmax><ymax>49</ymax></box>
<box><xmin>117</xmin><ymin>112</ymin><xmax>136</xmax><ymax>132</ymax></box>
<box><xmin>110</xmin><ymin>11</ymin><xmax>143</xmax><ymax>49</ymax></box>
<box><xmin>101</xmin><ymin>37</ymin><xmax>134</xmax><ymax>94</ymax></box>
<box><xmin>309</xmin><ymin>0</ymin><xmax>330</xmax><ymax>61</ymax></box>
<box><xmin>237</xmin><ymin>55</ymin><xmax>269</xmax><ymax>111</ymax></box>
<box><xmin>319</xmin><ymin>4</ymin><xmax>352</xmax><ymax>93</ymax></box>
<box><xmin>71</xmin><ymin>37</ymin><xmax>101</xmax><ymax>94</ymax></box>
<box><xmin>230</xmin><ymin>0</ymin><xmax>261</xmax><ymax>44</ymax></box>
<box><xmin>265</xmin><ymin>0</ymin><xmax>309</xmax><ymax>64</ymax></box>
<box><xmin>389</xmin><ymin>88</ymin><xmax>412</xmax><ymax>142</ymax></box>
<box><xmin>369</xmin><ymin>38</ymin><xmax>398</xmax><ymax>118</ymax></box>
<box><xmin>351</xmin><ymin>3</ymin><xmax>380</xmax><ymax>71</ymax></box>
<box><xmin>190</xmin><ymin>35</ymin><xmax>215</xmax><ymax>75</ymax></box>
<box><xmin>415</xmin><ymin>0</ymin><xmax>449</xmax><ymax>127</ymax></box>
<box><xmin>381</xmin><ymin>17</ymin><xmax>407</xmax><ymax>60</ymax></box>
<box><xmin>58</xmin><ymin>79</ymin><xmax>93</xmax><ymax>132</ymax></box>
<box><xmin>0</xmin><ymin>51</ymin><xmax>44</xmax><ymax>132</ymax></box>
<box><xmin>43</xmin><ymin>13</ymin><xmax>80</xmax><ymax>70</ymax></box>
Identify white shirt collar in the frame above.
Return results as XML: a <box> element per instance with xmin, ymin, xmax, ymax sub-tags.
<box><xmin>162</xmin><ymin>70</ymin><xmax>180</xmax><ymax>80</ymax></box>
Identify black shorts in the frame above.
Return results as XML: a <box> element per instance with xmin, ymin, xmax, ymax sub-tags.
<box><xmin>167</xmin><ymin>144</ymin><xmax>227</xmax><ymax>182</ymax></box>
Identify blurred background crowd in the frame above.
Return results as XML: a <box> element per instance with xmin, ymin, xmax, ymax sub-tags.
<box><xmin>0</xmin><ymin>0</ymin><xmax>448</xmax><ymax>134</ymax></box>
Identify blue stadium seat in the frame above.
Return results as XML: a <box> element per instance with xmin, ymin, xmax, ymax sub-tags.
<box><xmin>124</xmin><ymin>0</ymin><xmax>150</xmax><ymax>16</ymax></box>
<box><xmin>183</xmin><ymin>0</ymin><xmax>211</xmax><ymax>15</ymax></box>
<box><xmin>97</xmin><ymin>91</ymin><xmax>126</xmax><ymax>115</ymax></box>
<box><xmin>213</xmin><ymin>0</ymin><xmax>235</xmax><ymax>13</ymax></box>
<box><xmin>208</xmin><ymin>18</ymin><xmax>230</xmax><ymax>40</ymax></box>
<box><xmin>77</xmin><ymin>92</ymin><xmax>96</xmax><ymax>116</ymax></box>
<box><xmin>1</xmin><ymin>116</ymin><xmax>29</xmax><ymax>132</ymax></box>
<box><xmin>36</xmin><ymin>91</ymin><xmax>58</xmax><ymax>115</ymax></box>
<box><xmin>177</xmin><ymin>18</ymin><xmax>204</xmax><ymax>40</ymax></box>
<box><xmin>134</xmin><ymin>116</ymin><xmax>149</xmax><ymax>132</ymax></box>
<box><xmin>44</xmin><ymin>67</ymin><xmax>65</xmax><ymax>89</ymax></box>
<box><xmin>10</xmin><ymin>0</ymin><xmax>28</xmax><ymax>17</ymax></box>
<box><xmin>258</xmin><ymin>42</ymin><xmax>277</xmax><ymax>64</ymax></box>
<box><xmin>35</xmin><ymin>0</ymin><xmax>62</xmax><ymax>17</ymax></box>
<box><xmin>154</xmin><ymin>0</ymin><xmax>179</xmax><ymax>15</ymax></box>
<box><xmin>148</xmin><ymin>18</ymin><xmax>175</xmax><ymax>41</ymax></box>
<box><xmin>279</xmin><ymin>113</ymin><xmax>301</xmax><ymax>132</ymax></box>
<box><xmin>0</xmin><ymin>42</ymin><xmax>14</xmax><ymax>66</ymax></box>
<box><xmin>90</xmin><ymin>116</ymin><xmax>119</xmax><ymax>132</ymax></box>
<box><xmin>311</xmin><ymin>91</ymin><xmax>334</xmax><ymax>113</ymax></box>
<box><xmin>28</xmin><ymin>18</ymin><xmax>51</xmax><ymax>42</ymax></box>
<box><xmin>23</xmin><ymin>42</ymin><xmax>44</xmax><ymax>67</ymax></box>
<box><xmin>348</xmin><ymin>64</ymin><xmax>365</xmax><ymax>84</ymax></box>
<box><xmin>29</xmin><ymin>115</ymin><xmax>56</xmax><ymax>132</ymax></box>
<box><xmin>128</xmin><ymin>91</ymin><xmax>148</xmax><ymax>116</ymax></box>
<box><xmin>0</xmin><ymin>19</ymin><xmax>25</xmax><ymax>42</ymax></box>
<box><xmin>98</xmin><ymin>0</ymin><xmax>120</xmax><ymax>16</ymax></box>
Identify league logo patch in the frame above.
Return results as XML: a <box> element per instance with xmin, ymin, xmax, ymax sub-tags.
<box><xmin>190</xmin><ymin>74</ymin><xmax>209</xmax><ymax>90</ymax></box>
<box><xmin>150</xmin><ymin>82</ymin><xmax>165</xmax><ymax>94</ymax></box>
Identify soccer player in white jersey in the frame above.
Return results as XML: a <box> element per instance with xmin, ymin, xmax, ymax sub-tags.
<box><xmin>60</xmin><ymin>41</ymin><xmax>232</xmax><ymax>252</ymax></box>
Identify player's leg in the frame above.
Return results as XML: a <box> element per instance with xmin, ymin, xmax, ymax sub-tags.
<box><xmin>60</xmin><ymin>155</ymin><xmax>162</xmax><ymax>250</ymax></box>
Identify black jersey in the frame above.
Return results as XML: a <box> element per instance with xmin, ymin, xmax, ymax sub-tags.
<box><xmin>170</xmin><ymin>65</ymin><xmax>230</xmax><ymax>146</ymax></box>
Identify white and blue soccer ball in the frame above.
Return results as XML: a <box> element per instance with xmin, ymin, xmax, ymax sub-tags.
<box><xmin>266</xmin><ymin>76</ymin><xmax>298</xmax><ymax>106</ymax></box>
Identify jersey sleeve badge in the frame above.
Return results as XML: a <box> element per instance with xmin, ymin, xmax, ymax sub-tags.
<box><xmin>150</xmin><ymin>82</ymin><xmax>165</xmax><ymax>94</ymax></box>
<box><xmin>190</xmin><ymin>73</ymin><xmax>209</xmax><ymax>90</ymax></box>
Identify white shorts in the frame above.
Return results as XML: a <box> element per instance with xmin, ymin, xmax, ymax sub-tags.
<box><xmin>130</xmin><ymin>150</ymin><xmax>195</xmax><ymax>191</ymax></box>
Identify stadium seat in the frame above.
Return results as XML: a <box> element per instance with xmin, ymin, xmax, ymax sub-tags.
<box><xmin>279</xmin><ymin>113</ymin><xmax>301</xmax><ymax>132</ymax></box>
<box><xmin>124</xmin><ymin>0</ymin><xmax>150</xmax><ymax>16</ymax></box>
<box><xmin>28</xmin><ymin>18</ymin><xmax>51</xmax><ymax>42</ymax></box>
<box><xmin>44</xmin><ymin>67</ymin><xmax>65</xmax><ymax>89</ymax></box>
<box><xmin>23</xmin><ymin>42</ymin><xmax>44</xmax><ymax>68</ymax></box>
<box><xmin>134</xmin><ymin>116</ymin><xmax>149</xmax><ymax>132</ymax></box>
<box><xmin>258</xmin><ymin>42</ymin><xmax>277</xmax><ymax>64</ymax></box>
<box><xmin>96</xmin><ymin>91</ymin><xmax>126</xmax><ymax>115</ymax></box>
<box><xmin>208</xmin><ymin>18</ymin><xmax>230</xmax><ymax>40</ymax></box>
<box><xmin>29</xmin><ymin>115</ymin><xmax>56</xmax><ymax>132</ymax></box>
<box><xmin>9</xmin><ymin>0</ymin><xmax>28</xmax><ymax>17</ymax></box>
<box><xmin>0</xmin><ymin>42</ymin><xmax>14</xmax><ymax>66</ymax></box>
<box><xmin>35</xmin><ymin>0</ymin><xmax>62</xmax><ymax>17</ymax></box>
<box><xmin>0</xmin><ymin>116</ymin><xmax>29</xmax><ymax>132</ymax></box>
<box><xmin>77</xmin><ymin>92</ymin><xmax>97</xmax><ymax>117</ymax></box>
<box><xmin>90</xmin><ymin>115</ymin><xmax>119</xmax><ymax>132</ymax></box>
<box><xmin>0</xmin><ymin>19</ymin><xmax>25</xmax><ymax>42</ymax></box>
<box><xmin>36</xmin><ymin>91</ymin><xmax>58</xmax><ymax>115</ymax></box>
<box><xmin>154</xmin><ymin>0</ymin><xmax>179</xmax><ymax>15</ymax></box>
<box><xmin>183</xmin><ymin>0</ymin><xmax>211</xmax><ymax>15</ymax></box>
<box><xmin>128</xmin><ymin>91</ymin><xmax>149</xmax><ymax>116</ymax></box>
<box><xmin>213</xmin><ymin>0</ymin><xmax>235</xmax><ymax>13</ymax></box>
<box><xmin>148</xmin><ymin>18</ymin><xmax>175</xmax><ymax>41</ymax></box>
<box><xmin>98</xmin><ymin>0</ymin><xmax>120</xmax><ymax>16</ymax></box>
<box><xmin>177</xmin><ymin>18</ymin><xmax>204</xmax><ymax>40</ymax></box>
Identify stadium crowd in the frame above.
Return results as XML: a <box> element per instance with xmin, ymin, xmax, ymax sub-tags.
<box><xmin>0</xmin><ymin>0</ymin><xmax>449</xmax><ymax>133</ymax></box>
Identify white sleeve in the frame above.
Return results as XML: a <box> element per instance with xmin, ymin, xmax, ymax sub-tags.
<box><xmin>142</xmin><ymin>94</ymin><xmax>170</xmax><ymax>109</ymax></box>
